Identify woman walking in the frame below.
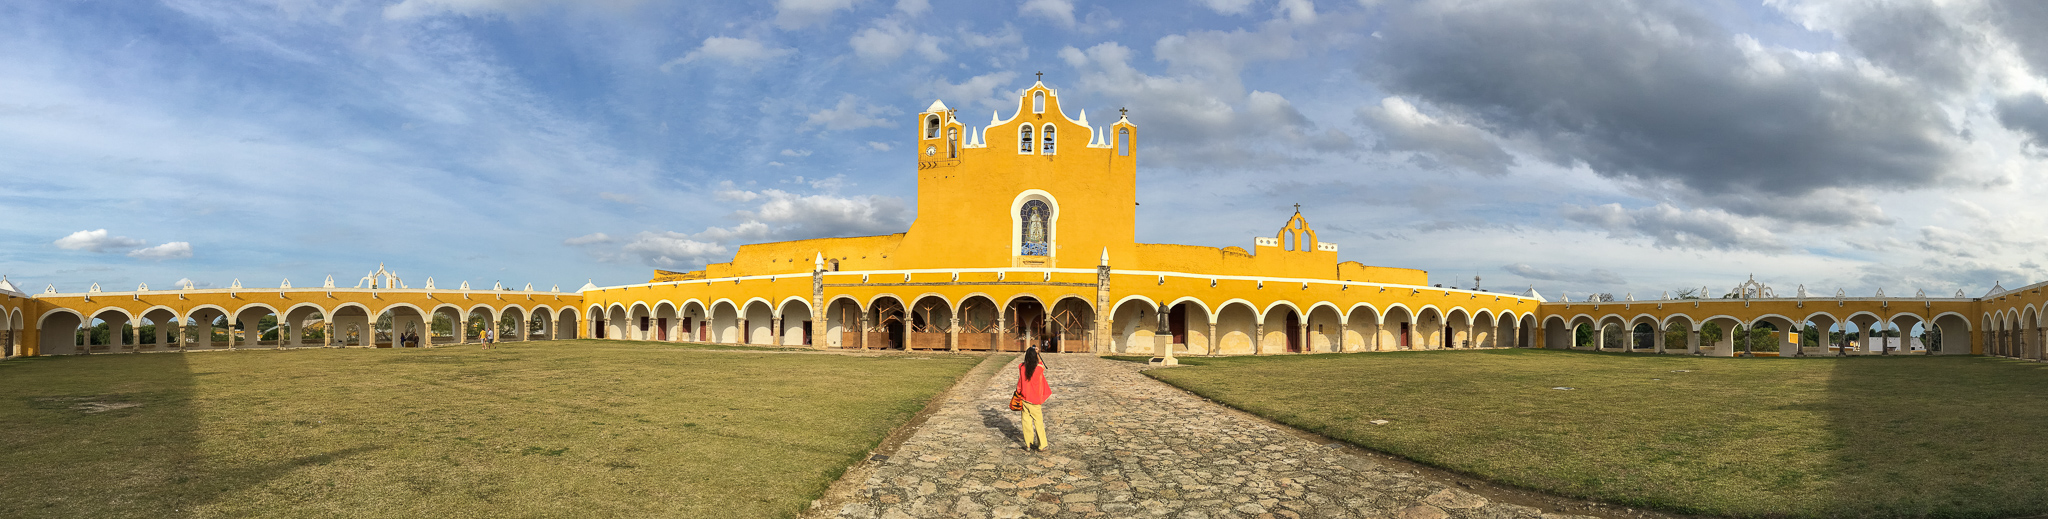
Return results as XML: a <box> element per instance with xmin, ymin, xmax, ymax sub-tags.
<box><xmin>1015</xmin><ymin>346</ymin><xmax>1052</xmax><ymax>451</ymax></box>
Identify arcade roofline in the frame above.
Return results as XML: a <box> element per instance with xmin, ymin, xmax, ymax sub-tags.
<box><xmin>583</xmin><ymin>267</ymin><xmax>1544</xmax><ymax>303</ymax></box>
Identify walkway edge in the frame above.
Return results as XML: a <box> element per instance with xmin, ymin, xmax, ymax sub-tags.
<box><xmin>800</xmin><ymin>353</ymin><xmax>1016</xmax><ymax>519</ymax></box>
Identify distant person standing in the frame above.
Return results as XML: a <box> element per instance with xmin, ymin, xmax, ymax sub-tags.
<box><xmin>1015</xmin><ymin>346</ymin><xmax>1052</xmax><ymax>451</ymax></box>
<box><xmin>482</xmin><ymin>327</ymin><xmax>493</xmax><ymax>350</ymax></box>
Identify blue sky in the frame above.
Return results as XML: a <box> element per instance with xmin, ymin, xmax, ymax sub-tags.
<box><xmin>5</xmin><ymin>0</ymin><xmax>2048</xmax><ymax>300</ymax></box>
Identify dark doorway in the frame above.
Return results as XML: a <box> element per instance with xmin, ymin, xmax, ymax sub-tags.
<box><xmin>1399</xmin><ymin>322</ymin><xmax>1411</xmax><ymax>349</ymax></box>
<box><xmin>1169</xmin><ymin>304</ymin><xmax>1188</xmax><ymax>345</ymax></box>
<box><xmin>801</xmin><ymin>320</ymin><xmax>813</xmax><ymax>345</ymax></box>
<box><xmin>885</xmin><ymin>319</ymin><xmax>905</xmax><ymax>349</ymax></box>
<box><xmin>698</xmin><ymin>320</ymin><xmax>709</xmax><ymax>342</ymax></box>
<box><xmin>594</xmin><ymin>320</ymin><xmax>606</xmax><ymax>339</ymax></box>
<box><xmin>681</xmin><ymin>317</ymin><xmax>693</xmax><ymax>341</ymax></box>
<box><xmin>1285</xmin><ymin>312</ymin><xmax>1301</xmax><ymax>353</ymax></box>
<box><xmin>657</xmin><ymin>318</ymin><xmax>668</xmax><ymax>341</ymax></box>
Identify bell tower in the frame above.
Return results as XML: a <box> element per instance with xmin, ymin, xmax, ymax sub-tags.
<box><xmin>891</xmin><ymin>77</ymin><xmax>1139</xmax><ymax>270</ymax></box>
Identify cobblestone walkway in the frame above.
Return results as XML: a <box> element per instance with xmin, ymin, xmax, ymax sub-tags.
<box><xmin>833</xmin><ymin>355</ymin><xmax>1591</xmax><ymax>519</ymax></box>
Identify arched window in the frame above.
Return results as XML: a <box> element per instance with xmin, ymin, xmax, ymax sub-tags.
<box><xmin>1019</xmin><ymin>124</ymin><xmax>1034</xmax><ymax>154</ymax></box>
<box><xmin>1117</xmin><ymin>128</ymin><xmax>1131</xmax><ymax>156</ymax></box>
<box><xmin>947</xmin><ymin>128</ymin><xmax>959</xmax><ymax>158</ymax></box>
<box><xmin>926</xmin><ymin>115</ymin><xmax>940</xmax><ymax>139</ymax></box>
<box><xmin>1020</xmin><ymin>200</ymin><xmax>1050</xmax><ymax>256</ymax></box>
<box><xmin>1041</xmin><ymin>124</ymin><xmax>1056</xmax><ymax>154</ymax></box>
<box><xmin>1032</xmin><ymin>91</ymin><xmax>1045</xmax><ymax>113</ymax></box>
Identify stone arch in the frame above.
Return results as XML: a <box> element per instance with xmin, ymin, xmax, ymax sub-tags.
<box><xmin>1444</xmin><ymin>308</ymin><xmax>1473</xmax><ymax>349</ymax></box>
<box><xmin>1544</xmin><ymin>314</ymin><xmax>1571</xmax><ymax>350</ymax></box>
<box><xmin>1306</xmin><ymin>302</ymin><xmax>1343</xmax><ymax>352</ymax></box>
<box><xmin>709</xmin><ymin>299</ymin><xmax>741</xmax><ymax>344</ymax></box>
<box><xmin>870</xmin><ymin>295</ymin><xmax>909</xmax><ymax>350</ymax></box>
<box><xmin>1167</xmin><ymin>297</ymin><xmax>1214</xmax><ymax>355</ymax></box>
<box><xmin>554</xmin><ymin>307</ymin><xmax>580</xmax><ymax>339</ymax></box>
<box><xmin>823</xmin><ymin>296</ymin><xmax>864</xmax><ymax>349</ymax></box>
<box><xmin>1215</xmin><ymin>298</ymin><xmax>1260</xmax><ymax>322</ymax></box>
<box><xmin>1932</xmin><ymin>311</ymin><xmax>1973</xmax><ymax>354</ymax></box>
<box><xmin>780</xmin><ymin>297</ymin><xmax>816</xmax><ymax>347</ymax></box>
<box><xmin>1214</xmin><ymin>300</ymin><xmax>1259</xmax><ymax>355</ymax></box>
<box><xmin>1345</xmin><ymin>304</ymin><xmax>1381</xmax><ymax>351</ymax></box>
<box><xmin>652</xmin><ymin>300</ymin><xmax>680</xmax><ymax>341</ymax></box>
<box><xmin>1110</xmin><ymin>296</ymin><xmax>1160</xmax><ymax>355</ymax></box>
<box><xmin>1384</xmin><ymin>304</ymin><xmax>1417</xmax><ymax>350</ymax></box>
<box><xmin>1259</xmin><ymin>301</ymin><xmax>1304</xmax><ymax>354</ymax></box>
<box><xmin>38</xmin><ymin>308</ymin><xmax>86</xmax><ymax>355</ymax></box>
<box><xmin>1470</xmin><ymin>309</ymin><xmax>1496</xmax><ymax>348</ymax></box>
<box><xmin>1415</xmin><ymin>306</ymin><xmax>1445</xmax><ymax>350</ymax></box>
<box><xmin>605</xmin><ymin>304</ymin><xmax>629</xmax><ymax>341</ymax></box>
<box><xmin>905</xmin><ymin>294</ymin><xmax>953</xmax><ymax>351</ymax></box>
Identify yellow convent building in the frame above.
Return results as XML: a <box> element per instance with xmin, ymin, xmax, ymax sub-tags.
<box><xmin>580</xmin><ymin>81</ymin><xmax>1545</xmax><ymax>357</ymax></box>
<box><xmin>5</xmin><ymin>78</ymin><xmax>2043</xmax><ymax>360</ymax></box>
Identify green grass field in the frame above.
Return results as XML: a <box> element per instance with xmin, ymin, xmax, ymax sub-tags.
<box><xmin>1133</xmin><ymin>349</ymin><xmax>2048</xmax><ymax>518</ymax></box>
<box><xmin>0</xmin><ymin>340</ymin><xmax>979</xmax><ymax>518</ymax></box>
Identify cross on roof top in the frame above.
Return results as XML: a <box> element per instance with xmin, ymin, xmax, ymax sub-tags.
<box><xmin>1119</xmin><ymin>107</ymin><xmax>1128</xmax><ymax>117</ymax></box>
<box><xmin>1036</xmin><ymin>71</ymin><xmax>1043</xmax><ymax>81</ymax></box>
<box><xmin>1293</xmin><ymin>203</ymin><xmax>1301</xmax><ymax>213</ymax></box>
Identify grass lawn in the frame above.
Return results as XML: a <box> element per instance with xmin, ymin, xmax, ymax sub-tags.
<box><xmin>1133</xmin><ymin>349</ymin><xmax>2048</xmax><ymax>518</ymax></box>
<box><xmin>0</xmin><ymin>340</ymin><xmax>980</xmax><ymax>518</ymax></box>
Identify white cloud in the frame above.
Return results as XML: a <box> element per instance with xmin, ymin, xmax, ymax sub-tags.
<box><xmin>850</xmin><ymin>20</ymin><xmax>947</xmax><ymax>62</ymax></box>
<box><xmin>867</xmin><ymin>141</ymin><xmax>893</xmax><ymax>151</ymax></box>
<box><xmin>802</xmin><ymin>95</ymin><xmax>898</xmax><ymax>131</ymax></box>
<box><xmin>1200</xmin><ymin>0</ymin><xmax>1260</xmax><ymax>15</ymax></box>
<box><xmin>1502</xmin><ymin>263</ymin><xmax>1627</xmax><ymax>285</ymax></box>
<box><xmin>563</xmin><ymin>232</ymin><xmax>614</xmax><ymax>245</ymax></box>
<box><xmin>1275</xmin><ymin>0</ymin><xmax>1315</xmax><ymax>23</ymax></box>
<box><xmin>918</xmin><ymin>71</ymin><xmax>1019</xmax><ymax>111</ymax></box>
<box><xmin>382</xmin><ymin>0</ymin><xmax>644</xmax><ymax>19</ymax></box>
<box><xmin>774</xmin><ymin>0</ymin><xmax>858</xmax><ymax>28</ymax></box>
<box><xmin>660</xmin><ymin>37</ymin><xmax>794</xmax><ymax>71</ymax></box>
<box><xmin>598</xmin><ymin>192</ymin><xmax>638</xmax><ymax>204</ymax></box>
<box><xmin>779</xmin><ymin>149</ymin><xmax>811</xmax><ymax>157</ymax></box>
<box><xmin>895</xmin><ymin>0</ymin><xmax>930</xmax><ymax>15</ymax></box>
<box><xmin>54</xmin><ymin>229</ymin><xmax>147</xmax><ymax>253</ymax></box>
<box><xmin>620</xmin><ymin>232</ymin><xmax>730</xmax><ymax>268</ymax></box>
<box><xmin>1021</xmin><ymin>0</ymin><xmax>1076</xmax><ymax>27</ymax></box>
<box><xmin>127</xmin><ymin>242</ymin><xmax>193</xmax><ymax>260</ymax></box>
<box><xmin>607</xmin><ymin>186</ymin><xmax>908</xmax><ymax>269</ymax></box>
<box><xmin>1357</xmin><ymin>97</ymin><xmax>1513</xmax><ymax>174</ymax></box>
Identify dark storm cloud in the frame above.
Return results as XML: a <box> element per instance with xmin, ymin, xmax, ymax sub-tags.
<box><xmin>1833</xmin><ymin>0</ymin><xmax>1984</xmax><ymax>91</ymax></box>
<box><xmin>1364</xmin><ymin>0</ymin><xmax>1960</xmax><ymax>220</ymax></box>
<box><xmin>1996</xmin><ymin>94</ymin><xmax>2048</xmax><ymax>149</ymax></box>
<box><xmin>1987</xmin><ymin>0</ymin><xmax>2048</xmax><ymax>78</ymax></box>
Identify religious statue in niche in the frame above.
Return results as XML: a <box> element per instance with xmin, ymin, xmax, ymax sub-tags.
<box><xmin>1021</xmin><ymin>200</ymin><xmax>1050</xmax><ymax>256</ymax></box>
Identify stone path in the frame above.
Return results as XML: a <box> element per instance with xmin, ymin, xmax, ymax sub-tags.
<box><xmin>829</xmin><ymin>355</ymin><xmax>1602</xmax><ymax>519</ymax></box>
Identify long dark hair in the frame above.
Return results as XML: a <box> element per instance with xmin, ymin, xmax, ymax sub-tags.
<box><xmin>1023</xmin><ymin>346</ymin><xmax>1042</xmax><ymax>379</ymax></box>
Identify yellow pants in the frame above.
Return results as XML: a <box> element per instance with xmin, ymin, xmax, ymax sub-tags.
<box><xmin>1019</xmin><ymin>402</ymin><xmax>1047</xmax><ymax>450</ymax></box>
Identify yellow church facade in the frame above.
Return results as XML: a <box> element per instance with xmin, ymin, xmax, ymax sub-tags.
<box><xmin>579</xmin><ymin>82</ymin><xmax>1545</xmax><ymax>357</ymax></box>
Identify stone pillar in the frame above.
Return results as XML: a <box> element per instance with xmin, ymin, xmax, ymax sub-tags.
<box><xmin>155</xmin><ymin>322</ymin><xmax>169</xmax><ymax>350</ymax></box>
<box><xmin>1093</xmin><ymin>256</ymin><xmax>1112</xmax><ymax>355</ymax></box>
<box><xmin>1687</xmin><ymin>327</ymin><xmax>1700</xmax><ymax>354</ymax></box>
<box><xmin>194</xmin><ymin>315</ymin><xmax>212</xmax><ymax>349</ymax></box>
<box><xmin>1254</xmin><ymin>321</ymin><xmax>1265</xmax><ymax>355</ymax></box>
<box><xmin>995</xmin><ymin>312</ymin><xmax>1006</xmax><ymax>353</ymax></box>
<box><xmin>1858</xmin><ymin>324</ymin><xmax>1872</xmax><ymax>356</ymax></box>
<box><xmin>771</xmin><ymin>317</ymin><xmax>783</xmax><ymax>346</ymax></box>
<box><xmin>1338</xmin><ymin>321</ymin><xmax>1349</xmax><ymax>352</ymax></box>
<box><xmin>1207</xmin><ymin>323</ymin><xmax>1218</xmax><ymax>356</ymax></box>
<box><xmin>858</xmin><ymin>314</ymin><xmax>869</xmax><ymax>351</ymax></box>
<box><xmin>1296</xmin><ymin>316</ymin><xmax>1309</xmax><ymax>354</ymax></box>
<box><xmin>811</xmin><ymin>270</ymin><xmax>827</xmax><ymax>350</ymax></box>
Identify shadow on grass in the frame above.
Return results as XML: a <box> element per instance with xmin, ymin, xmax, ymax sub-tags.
<box><xmin>1818</xmin><ymin>356</ymin><xmax>2048</xmax><ymax>518</ymax></box>
<box><xmin>0</xmin><ymin>353</ymin><xmax>378</xmax><ymax>517</ymax></box>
